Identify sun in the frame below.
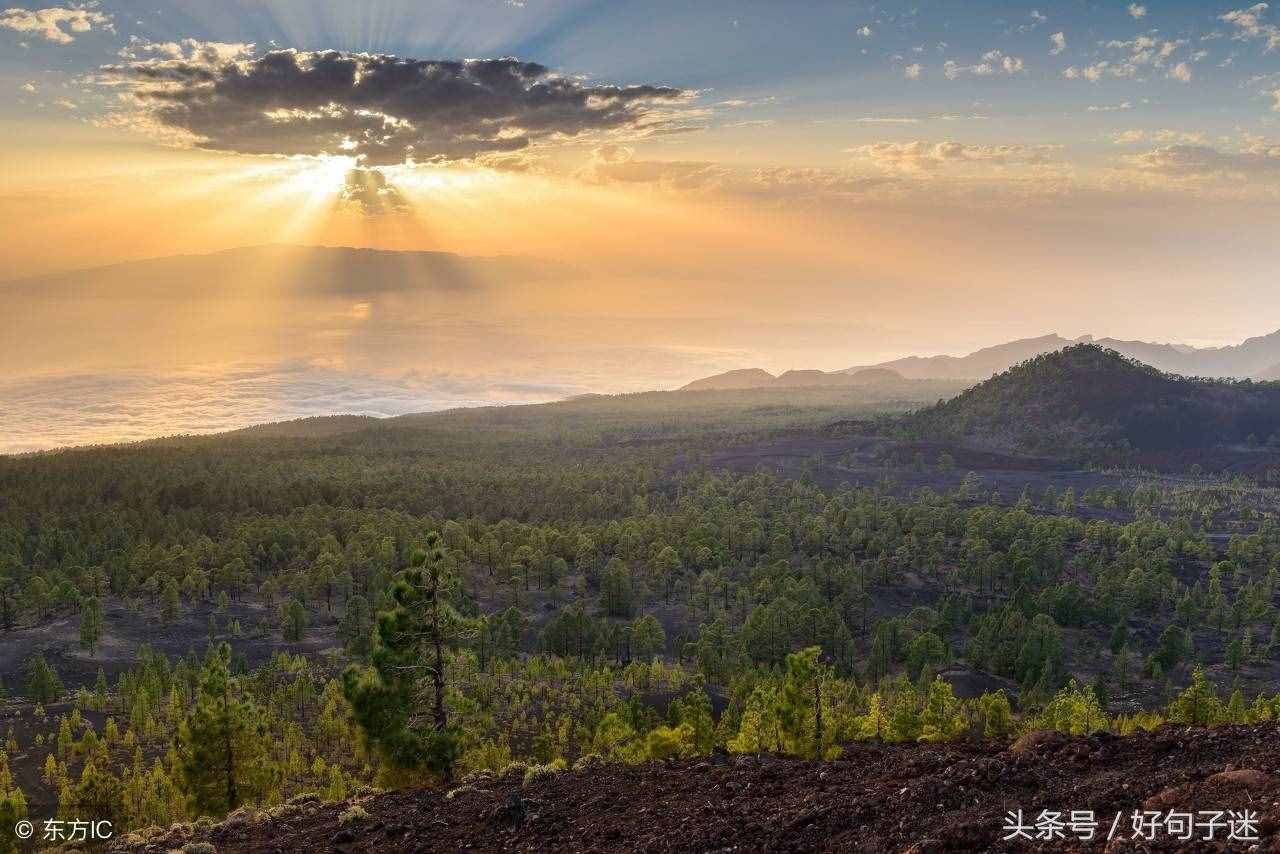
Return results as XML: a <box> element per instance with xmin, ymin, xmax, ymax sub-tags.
<box><xmin>281</xmin><ymin>155</ymin><xmax>358</xmax><ymax>197</ymax></box>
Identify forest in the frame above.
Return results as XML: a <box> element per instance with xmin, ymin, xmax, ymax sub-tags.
<box><xmin>1</xmin><ymin>372</ymin><xmax>1279</xmax><ymax>849</ymax></box>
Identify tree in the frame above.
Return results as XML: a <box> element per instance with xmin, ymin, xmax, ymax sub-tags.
<box><xmin>173</xmin><ymin>643</ymin><xmax>276</xmax><ymax>818</ymax></box>
<box><xmin>343</xmin><ymin>532</ymin><xmax>460</xmax><ymax>782</ymax></box>
<box><xmin>279</xmin><ymin>598</ymin><xmax>308</xmax><ymax>642</ymax></box>
<box><xmin>600</xmin><ymin>559</ymin><xmax>635</xmax><ymax>618</ymax></box>
<box><xmin>0</xmin><ymin>787</ymin><xmax>24</xmax><ymax>854</ymax></box>
<box><xmin>160</xmin><ymin>579</ymin><xmax>180</xmax><ymax>626</ymax></box>
<box><xmin>339</xmin><ymin>594</ymin><xmax>372</xmax><ymax>656</ymax></box>
<box><xmin>907</xmin><ymin>631</ymin><xmax>947</xmax><ymax>678</ymax></box>
<box><xmin>0</xmin><ymin>572</ymin><xmax>17</xmax><ymax>633</ymax></box>
<box><xmin>919</xmin><ymin>677</ymin><xmax>967</xmax><ymax>742</ymax></box>
<box><xmin>1167</xmin><ymin>667</ymin><xmax>1224</xmax><ymax>727</ymax></box>
<box><xmin>69</xmin><ymin>761</ymin><xmax>121</xmax><ymax>825</ymax></box>
<box><xmin>654</xmin><ymin>547</ymin><xmax>683</xmax><ymax>605</ymax></box>
<box><xmin>25</xmin><ymin>655</ymin><xmax>63</xmax><ymax>705</ymax></box>
<box><xmin>630</xmin><ymin>614</ymin><xmax>666</xmax><ymax>660</ymax></box>
<box><xmin>978</xmin><ymin>690</ymin><xmax>1013</xmax><ymax>740</ymax></box>
<box><xmin>79</xmin><ymin>596</ymin><xmax>103</xmax><ymax>653</ymax></box>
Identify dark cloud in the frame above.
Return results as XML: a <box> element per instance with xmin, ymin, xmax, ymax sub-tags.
<box><xmin>338</xmin><ymin>168</ymin><xmax>408</xmax><ymax>215</ymax></box>
<box><xmin>100</xmin><ymin>48</ymin><xmax>693</xmax><ymax>165</ymax></box>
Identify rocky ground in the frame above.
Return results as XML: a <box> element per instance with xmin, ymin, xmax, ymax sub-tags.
<box><xmin>105</xmin><ymin>723</ymin><xmax>1280</xmax><ymax>853</ymax></box>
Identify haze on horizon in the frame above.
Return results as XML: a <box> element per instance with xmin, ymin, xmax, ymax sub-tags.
<box><xmin>3</xmin><ymin>0</ymin><xmax>1280</xmax><ymax>451</ymax></box>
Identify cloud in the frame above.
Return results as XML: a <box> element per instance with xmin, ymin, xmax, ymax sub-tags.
<box><xmin>99</xmin><ymin>48</ymin><xmax>695</xmax><ymax>166</ymax></box>
<box><xmin>0</xmin><ymin>4</ymin><xmax>111</xmax><ymax>44</ymax></box>
<box><xmin>741</xmin><ymin>167</ymin><xmax>897</xmax><ymax>199</ymax></box>
<box><xmin>0</xmin><ymin>361</ymin><xmax>589</xmax><ymax>453</ymax></box>
<box><xmin>577</xmin><ymin>144</ymin><xmax>726</xmax><ymax>190</ymax></box>
<box><xmin>118</xmin><ymin>36</ymin><xmax>254</xmax><ymax>65</ymax></box>
<box><xmin>338</xmin><ymin>168</ymin><xmax>409</xmax><ymax>216</ymax></box>
<box><xmin>1221</xmin><ymin>4</ymin><xmax>1280</xmax><ymax>51</ymax></box>
<box><xmin>20</xmin><ymin>80</ymin><xmax>37</xmax><ymax>93</ymax></box>
<box><xmin>856</xmin><ymin>25</ymin><xmax>872</xmax><ymax>38</ymax></box>
<box><xmin>1050</xmin><ymin>32</ymin><xmax>1067</xmax><ymax>55</ymax></box>
<box><xmin>1114</xmin><ymin>129</ymin><xmax>1207</xmax><ymax>145</ymax></box>
<box><xmin>1065</xmin><ymin>35</ymin><xmax>1189</xmax><ymax>81</ymax></box>
<box><xmin>904</xmin><ymin>63</ymin><xmax>923</xmax><ymax>79</ymax></box>
<box><xmin>1088</xmin><ymin>101</ymin><xmax>1133</xmax><ymax>112</ymax></box>
<box><xmin>944</xmin><ymin>50</ymin><xmax>1024</xmax><ymax>79</ymax></box>
<box><xmin>1125</xmin><ymin>141</ymin><xmax>1280</xmax><ymax>178</ymax></box>
<box><xmin>1128</xmin><ymin>4</ymin><xmax>1147</xmax><ymax>20</ymax></box>
<box><xmin>850</xmin><ymin>140</ymin><xmax>1058</xmax><ymax>173</ymax></box>
<box><xmin>1168</xmin><ymin>62</ymin><xmax>1193</xmax><ymax>81</ymax></box>
<box><xmin>1273</xmin><ymin>87</ymin><xmax>1280</xmax><ymax>110</ymax></box>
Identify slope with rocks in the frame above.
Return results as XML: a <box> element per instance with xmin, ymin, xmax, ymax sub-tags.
<box><xmin>109</xmin><ymin>724</ymin><xmax>1280</xmax><ymax>853</ymax></box>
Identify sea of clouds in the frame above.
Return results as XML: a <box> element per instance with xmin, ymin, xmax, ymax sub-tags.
<box><xmin>0</xmin><ymin>362</ymin><xmax>585</xmax><ymax>454</ymax></box>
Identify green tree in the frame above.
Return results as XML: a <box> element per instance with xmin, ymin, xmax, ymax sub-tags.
<box><xmin>25</xmin><ymin>655</ymin><xmax>63</xmax><ymax>705</ymax></box>
<box><xmin>173</xmin><ymin>643</ymin><xmax>276</xmax><ymax>818</ymax></box>
<box><xmin>279</xmin><ymin>598</ymin><xmax>308</xmax><ymax>642</ymax></box>
<box><xmin>630</xmin><ymin>614</ymin><xmax>666</xmax><ymax>660</ymax></box>
<box><xmin>918</xmin><ymin>677</ymin><xmax>967</xmax><ymax>742</ymax></box>
<box><xmin>79</xmin><ymin>595</ymin><xmax>103</xmax><ymax>653</ymax></box>
<box><xmin>343</xmin><ymin>532</ymin><xmax>460</xmax><ymax>782</ymax></box>
<box><xmin>978</xmin><ymin>690</ymin><xmax>1013</xmax><ymax>740</ymax></box>
<box><xmin>600</xmin><ymin>559</ymin><xmax>635</xmax><ymax>618</ymax></box>
<box><xmin>1167</xmin><ymin>667</ymin><xmax>1224</xmax><ymax>726</ymax></box>
<box><xmin>339</xmin><ymin>594</ymin><xmax>372</xmax><ymax>656</ymax></box>
<box><xmin>160</xmin><ymin>579</ymin><xmax>180</xmax><ymax>626</ymax></box>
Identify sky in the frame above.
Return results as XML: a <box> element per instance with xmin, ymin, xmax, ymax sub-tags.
<box><xmin>2</xmin><ymin>0</ymin><xmax>1280</xmax><ymax>449</ymax></box>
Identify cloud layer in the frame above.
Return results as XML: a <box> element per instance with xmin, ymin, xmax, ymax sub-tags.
<box><xmin>100</xmin><ymin>47</ymin><xmax>694</xmax><ymax>165</ymax></box>
<box><xmin>0</xmin><ymin>4</ymin><xmax>111</xmax><ymax>43</ymax></box>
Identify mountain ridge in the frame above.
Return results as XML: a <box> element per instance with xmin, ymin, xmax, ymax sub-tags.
<box><xmin>682</xmin><ymin>329</ymin><xmax>1280</xmax><ymax>390</ymax></box>
<box><xmin>903</xmin><ymin>343</ymin><xmax>1280</xmax><ymax>459</ymax></box>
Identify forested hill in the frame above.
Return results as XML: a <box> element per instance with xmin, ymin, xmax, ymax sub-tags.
<box><xmin>904</xmin><ymin>344</ymin><xmax>1280</xmax><ymax>459</ymax></box>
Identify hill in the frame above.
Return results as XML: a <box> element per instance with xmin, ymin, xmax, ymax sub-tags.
<box><xmin>110</xmin><ymin>724</ymin><xmax>1280</xmax><ymax>853</ymax></box>
<box><xmin>2</xmin><ymin>244</ymin><xmax>574</xmax><ymax>301</ymax></box>
<box><xmin>845</xmin><ymin>333</ymin><xmax>1078</xmax><ymax>380</ymax></box>
<box><xmin>223</xmin><ymin>414</ymin><xmax>382</xmax><ymax>439</ymax></box>
<box><xmin>678</xmin><ymin>367</ymin><xmax>906</xmax><ymax>391</ymax></box>
<box><xmin>846</xmin><ymin>331</ymin><xmax>1280</xmax><ymax>380</ymax></box>
<box><xmin>682</xmin><ymin>330</ymin><xmax>1280</xmax><ymax>391</ymax></box>
<box><xmin>679</xmin><ymin>368</ymin><xmax>778</xmax><ymax>391</ymax></box>
<box><xmin>905</xmin><ymin>344</ymin><xmax>1280</xmax><ymax>458</ymax></box>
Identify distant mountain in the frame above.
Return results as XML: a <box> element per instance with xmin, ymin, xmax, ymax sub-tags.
<box><xmin>681</xmin><ymin>330</ymin><xmax>1280</xmax><ymax>391</ymax></box>
<box><xmin>224</xmin><ymin>414</ymin><xmax>381</xmax><ymax>439</ymax></box>
<box><xmin>2</xmin><ymin>244</ymin><xmax>576</xmax><ymax>300</ymax></box>
<box><xmin>844</xmin><ymin>334</ymin><xmax>1077</xmax><ymax>381</ymax></box>
<box><xmin>905</xmin><ymin>344</ymin><xmax>1280</xmax><ymax>458</ymax></box>
<box><xmin>844</xmin><ymin>331</ymin><xmax>1280</xmax><ymax>380</ymax></box>
<box><xmin>681</xmin><ymin>369</ymin><xmax>778</xmax><ymax>391</ymax></box>
<box><xmin>680</xmin><ymin>366</ymin><xmax>905</xmax><ymax>391</ymax></box>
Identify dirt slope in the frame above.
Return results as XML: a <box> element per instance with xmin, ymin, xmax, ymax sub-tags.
<box><xmin>110</xmin><ymin>724</ymin><xmax>1280</xmax><ymax>853</ymax></box>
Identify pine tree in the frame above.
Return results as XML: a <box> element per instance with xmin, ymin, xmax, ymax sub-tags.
<box><xmin>1167</xmin><ymin>667</ymin><xmax>1224</xmax><ymax>726</ymax></box>
<box><xmin>343</xmin><ymin>532</ymin><xmax>460</xmax><ymax>781</ymax></box>
<box><xmin>79</xmin><ymin>596</ymin><xmax>103</xmax><ymax>652</ymax></box>
<box><xmin>25</xmin><ymin>654</ymin><xmax>63</xmax><ymax>704</ymax></box>
<box><xmin>0</xmin><ymin>789</ymin><xmax>21</xmax><ymax>854</ymax></box>
<box><xmin>161</xmin><ymin>579</ymin><xmax>180</xmax><ymax>626</ymax></box>
<box><xmin>978</xmin><ymin>690</ymin><xmax>1013</xmax><ymax>740</ymax></box>
<box><xmin>173</xmin><ymin>643</ymin><xmax>276</xmax><ymax>817</ymax></box>
<box><xmin>70</xmin><ymin>761</ymin><xmax>121</xmax><ymax>825</ymax></box>
<box><xmin>279</xmin><ymin>598</ymin><xmax>309</xmax><ymax>642</ymax></box>
<box><xmin>918</xmin><ymin>677</ymin><xmax>967</xmax><ymax>742</ymax></box>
